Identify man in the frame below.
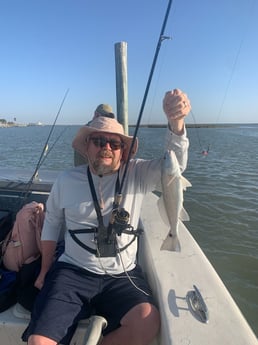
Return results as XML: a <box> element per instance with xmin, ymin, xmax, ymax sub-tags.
<box><xmin>74</xmin><ymin>103</ymin><xmax>115</xmax><ymax>166</ymax></box>
<box><xmin>24</xmin><ymin>89</ymin><xmax>191</xmax><ymax>345</ymax></box>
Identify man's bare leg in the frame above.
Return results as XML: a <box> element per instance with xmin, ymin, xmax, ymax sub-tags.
<box><xmin>100</xmin><ymin>303</ymin><xmax>160</xmax><ymax>345</ymax></box>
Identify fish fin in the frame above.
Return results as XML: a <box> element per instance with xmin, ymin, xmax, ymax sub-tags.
<box><xmin>157</xmin><ymin>197</ymin><xmax>170</xmax><ymax>226</ymax></box>
<box><xmin>160</xmin><ymin>232</ymin><xmax>181</xmax><ymax>252</ymax></box>
<box><xmin>179</xmin><ymin>207</ymin><xmax>190</xmax><ymax>221</ymax></box>
<box><xmin>181</xmin><ymin>175</ymin><xmax>192</xmax><ymax>190</ymax></box>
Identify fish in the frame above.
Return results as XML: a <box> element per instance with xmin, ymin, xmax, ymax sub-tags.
<box><xmin>158</xmin><ymin>150</ymin><xmax>191</xmax><ymax>251</ymax></box>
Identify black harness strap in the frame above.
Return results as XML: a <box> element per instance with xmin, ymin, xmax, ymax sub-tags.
<box><xmin>117</xmin><ymin>228</ymin><xmax>144</xmax><ymax>253</ymax></box>
<box><xmin>69</xmin><ymin>167</ymin><xmax>141</xmax><ymax>257</ymax></box>
<box><xmin>87</xmin><ymin>167</ymin><xmax>105</xmax><ymax>228</ymax></box>
<box><xmin>69</xmin><ymin>227</ymin><xmax>142</xmax><ymax>256</ymax></box>
<box><xmin>68</xmin><ymin>228</ymin><xmax>97</xmax><ymax>255</ymax></box>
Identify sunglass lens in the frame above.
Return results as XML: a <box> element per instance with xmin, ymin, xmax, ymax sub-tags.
<box><xmin>90</xmin><ymin>137</ymin><xmax>123</xmax><ymax>150</ymax></box>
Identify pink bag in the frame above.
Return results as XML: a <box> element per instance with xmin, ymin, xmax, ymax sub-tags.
<box><xmin>2</xmin><ymin>202</ymin><xmax>45</xmax><ymax>272</ymax></box>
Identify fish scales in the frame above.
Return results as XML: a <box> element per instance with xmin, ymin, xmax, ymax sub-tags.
<box><xmin>158</xmin><ymin>150</ymin><xmax>191</xmax><ymax>251</ymax></box>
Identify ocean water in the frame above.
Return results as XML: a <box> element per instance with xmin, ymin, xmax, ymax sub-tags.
<box><xmin>0</xmin><ymin>124</ymin><xmax>258</xmax><ymax>336</ymax></box>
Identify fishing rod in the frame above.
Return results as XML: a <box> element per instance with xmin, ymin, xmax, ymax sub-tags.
<box><xmin>105</xmin><ymin>0</ymin><xmax>173</xmax><ymax>255</ymax></box>
<box><xmin>19</xmin><ymin>88</ymin><xmax>69</xmax><ymax>206</ymax></box>
<box><xmin>37</xmin><ymin>126</ymin><xmax>69</xmax><ymax>170</ymax></box>
<box><xmin>118</xmin><ymin>0</ymin><xmax>173</xmax><ymax>199</ymax></box>
<box><xmin>29</xmin><ymin>88</ymin><xmax>70</xmax><ymax>184</ymax></box>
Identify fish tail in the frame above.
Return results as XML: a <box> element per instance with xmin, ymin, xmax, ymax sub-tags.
<box><xmin>160</xmin><ymin>232</ymin><xmax>181</xmax><ymax>252</ymax></box>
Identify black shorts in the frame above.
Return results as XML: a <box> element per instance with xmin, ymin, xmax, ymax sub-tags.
<box><xmin>22</xmin><ymin>261</ymin><xmax>155</xmax><ymax>345</ymax></box>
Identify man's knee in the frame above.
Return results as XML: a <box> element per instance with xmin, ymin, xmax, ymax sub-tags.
<box><xmin>121</xmin><ymin>303</ymin><xmax>160</xmax><ymax>341</ymax></box>
<box><xmin>28</xmin><ymin>334</ymin><xmax>57</xmax><ymax>345</ymax></box>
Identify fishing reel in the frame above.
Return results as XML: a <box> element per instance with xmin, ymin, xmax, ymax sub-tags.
<box><xmin>97</xmin><ymin>207</ymin><xmax>130</xmax><ymax>257</ymax></box>
<box><xmin>111</xmin><ymin>208</ymin><xmax>130</xmax><ymax>236</ymax></box>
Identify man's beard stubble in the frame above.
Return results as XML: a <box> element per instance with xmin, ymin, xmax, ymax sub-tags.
<box><xmin>92</xmin><ymin>149</ymin><xmax>119</xmax><ymax>176</ymax></box>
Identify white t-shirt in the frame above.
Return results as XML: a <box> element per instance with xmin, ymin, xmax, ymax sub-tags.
<box><xmin>41</xmin><ymin>128</ymin><xmax>189</xmax><ymax>274</ymax></box>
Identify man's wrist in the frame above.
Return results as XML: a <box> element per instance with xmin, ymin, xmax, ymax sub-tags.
<box><xmin>168</xmin><ymin>120</ymin><xmax>185</xmax><ymax>135</ymax></box>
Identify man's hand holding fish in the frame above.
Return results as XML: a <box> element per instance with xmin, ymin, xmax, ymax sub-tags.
<box><xmin>163</xmin><ymin>88</ymin><xmax>191</xmax><ymax>135</ymax></box>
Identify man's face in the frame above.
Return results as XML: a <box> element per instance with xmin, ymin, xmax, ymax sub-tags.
<box><xmin>86</xmin><ymin>132</ymin><xmax>124</xmax><ymax>175</ymax></box>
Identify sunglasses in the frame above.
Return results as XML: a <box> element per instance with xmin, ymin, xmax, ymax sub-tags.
<box><xmin>89</xmin><ymin>136</ymin><xmax>124</xmax><ymax>150</ymax></box>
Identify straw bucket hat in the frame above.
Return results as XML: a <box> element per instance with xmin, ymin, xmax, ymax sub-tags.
<box><xmin>72</xmin><ymin>116</ymin><xmax>138</xmax><ymax>162</ymax></box>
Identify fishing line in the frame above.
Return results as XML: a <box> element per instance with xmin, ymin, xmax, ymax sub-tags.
<box><xmin>187</xmin><ymin>1</ymin><xmax>255</xmax><ymax>156</ymax></box>
<box><xmin>215</xmin><ymin>1</ymin><xmax>256</xmax><ymax>125</ymax></box>
<box><xmin>96</xmin><ymin>246</ymin><xmax>150</xmax><ymax>296</ymax></box>
<box><xmin>214</xmin><ymin>40</ymin><xmax>244</xmax><ymax>127</ymax></box>
<box><xmin>146</xmin><ymin>39</ymin><xmax>171</xmax><ymax>126</ymax></box>
<box><xmin>189</xmin><ymin>109</ymin><xmax>209</xmax><ymax>155</ymax></box>
<box><xmin>119</xmin><ymin>0</ymin><xmax>173</xmax><ymax>197</ymax></box>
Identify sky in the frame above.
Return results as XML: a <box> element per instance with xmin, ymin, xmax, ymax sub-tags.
<box><xmin>0</xmin><ymin>0</ymin><xmax>257</xmax><ymax>125</ymax></box>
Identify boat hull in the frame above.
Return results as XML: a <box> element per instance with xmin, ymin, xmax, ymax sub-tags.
<box><xmin>139</xmin><ymin>192</ymin><xmax>257</xmax><ymax>344</ymax></box>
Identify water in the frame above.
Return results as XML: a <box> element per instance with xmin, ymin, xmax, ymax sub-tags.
<box><xmin>0</xmin><ymin>124</ymin><xmax>258</xmax><ymax>336</ymax></box>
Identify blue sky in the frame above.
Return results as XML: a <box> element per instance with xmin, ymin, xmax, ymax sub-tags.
<box><xmin>0</xmin><ymin>0</ymin><xmax>257</xmax><ymax>125</ymax></box>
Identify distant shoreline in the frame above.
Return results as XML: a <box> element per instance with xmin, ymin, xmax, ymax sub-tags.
<box><xmin>0</xmin><ymin>123</ymin><xmax>43</xmax><ymax>128</ymax></box>
<box><xmin>129</xmin><ymin>123</ymin><xmax>258</xmax><ymax>128</ymax></box>
<box><xmin>1</xmin><ymin>123</ymin><xmax>257</xmax><ymax>128</ymax></box>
